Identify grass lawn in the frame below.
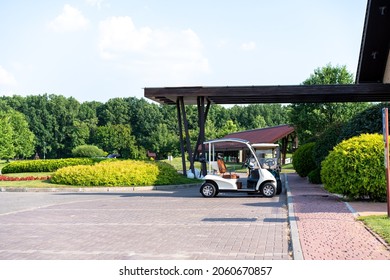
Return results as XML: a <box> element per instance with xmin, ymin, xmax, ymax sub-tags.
<box><xmin>281</xmin><ymin>163</ymin><xmax>295</xmax><ymax>173</ymax></box>
<box><xmin>358</xmin><ymin>215</ymin><xmax>390</xmax><ymax>245</ymax></box>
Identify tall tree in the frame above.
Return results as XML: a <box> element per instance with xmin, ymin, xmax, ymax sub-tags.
<box><xmin>92</xmin><ymin>124</ymin><xmax>138</xmax><ymax>158</ymax></box>
<box><xmin>0</xmin><ymin>116</ymin><xmax>15</xmax><ymax>160</ymax></box>
<box><xmin>0</xmin><ymin>100</ymin><xmax>35</xmax><ymax>159</ymax></box>
<box><xmin>289</xmin><ymin>64</ymin><xmax>369</xmax><ymax>144</ymax></box>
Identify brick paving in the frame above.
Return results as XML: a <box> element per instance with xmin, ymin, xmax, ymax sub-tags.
<box><xmin>287</xmin><ymin>173</ymin><xmax>390</xmax><ymax>260</ymax></box>
<box><xmin>0</xmin><ymin>188</ymin><xmax>290</xmax><ymax>260</ymax></box>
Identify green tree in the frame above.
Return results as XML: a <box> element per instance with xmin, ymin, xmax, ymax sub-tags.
<box><xmin>0</xmin><ymin>101</ymin><xmax>35</xmax><ymax>159</ymax></box>
<box><xmin>0</xmin><ymin>116</ymin><xmax>15</xmax><ymax>160</ymax></box>
<box><xmin>150</xmin><ymin>123</ymin><xmax>180</xmax><ymax>158</ymax></box>
<box><xmin>289</xmin><ymin>64</ymin><xmax>369</xmax><ymax>144</ymax></box>
<box><xmin>93</xmin><ymin>124</ymin><xmax>138</xmax><ymax>158</ymax></box>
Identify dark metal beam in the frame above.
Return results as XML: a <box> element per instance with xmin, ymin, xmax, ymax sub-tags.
<box><xmin>145</xmin><ymin>84</ymin><xmax>390</xmax><ymax>105</ymax></box>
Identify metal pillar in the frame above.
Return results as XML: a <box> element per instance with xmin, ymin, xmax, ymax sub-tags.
<box><xmin>176</xmin><ymin>96</ymin><xmax>210</xmax><ymax>177</ymax></box>
<box><xmin>176</xmin><ymin>98</ymin><xmax>186</xmax><ymax>176</ymax></box>
<box><xmin>178</xmin><ymin>97</ymin><xmax>195</xmax><ymax>175</ymax></box>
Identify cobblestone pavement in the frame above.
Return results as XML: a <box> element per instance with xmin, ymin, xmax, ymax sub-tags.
<box><xmin>0</xmin><ymin>187</ymin><xmax>290</xmax><ymax>260</ymax></box>
<box><xmin>287</xmin><ymin>173</ymin><xmax>390</xmax><ymax>260</ymax></box>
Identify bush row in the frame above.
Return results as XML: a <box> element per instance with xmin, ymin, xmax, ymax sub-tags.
<box><xmin>1</xmin><ymin>158</ymin><xmax>97</xmax><ymax>174</ymax></box>
<box><xmin>51</xmin><ymin>160</ymin><xmax>194</xmax><ymax>186</ymax></box>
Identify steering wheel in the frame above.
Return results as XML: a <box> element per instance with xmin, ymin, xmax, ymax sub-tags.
<box><xmin>264</xmin><ymin>159</ymin><xmax>275</xmax><ymax>168</ymax></box>
<box><xmin>243</xmin><ymin>157</ymin><xmax>255</xmax><ymax>169</ymax></box>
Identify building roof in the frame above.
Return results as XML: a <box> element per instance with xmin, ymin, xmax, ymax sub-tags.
<box><xmin>356</xmin><ymin>0</ymin><xmax>390</xmax><ymax>83</ymax></box>
<box><xmin>222</xmin><ymin>124</ymin><xmax>295</xmax><ymax>144</ymax></box>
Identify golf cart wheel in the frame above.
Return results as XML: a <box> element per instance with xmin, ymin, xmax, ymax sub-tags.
<box><xmin>200</xmin><ymin>182</ymin><xmax>217</xmax><ymax>197</ymax></box>
<box><xmin>276</xmin><ymin>179</ymin><xmax>282</xmax><ymax>195</ymax></box>
<box><xmin>261</xmin><ymin>183</ymin><xmax>276</xmax><ymax>198</ymax></box>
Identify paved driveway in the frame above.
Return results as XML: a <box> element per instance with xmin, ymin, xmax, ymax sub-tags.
<box><xmin>0</xmin><ymin>187</ymin><xmax>290</xmax><ymax>260</ymax></box>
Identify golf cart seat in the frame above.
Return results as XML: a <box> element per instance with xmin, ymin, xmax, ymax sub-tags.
<box><xmin>217</xmin><ymin>158</ymin><xmax>239</xmax><ymax>179</ymax></box>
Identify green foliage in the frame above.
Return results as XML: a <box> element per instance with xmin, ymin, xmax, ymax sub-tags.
<box><xmin>149</xmin><ymin>123</ymin><xmax>179</xmax><ymax>159</ymax></box>
<box><xmin>321</xmin><ymin>134</ymin><xmax>386</xmax><ymax>201</ymax></box>
<box><xmin>51</xmin><ymin>160</ymin><xmax>194</xmax><ymax>186</ymax></box>
<box><xmin>289</xmin><ymin>63</ymin><xmax>369</xmax><ymax>144</ymax></box>
<box><xmin>72</xmin><ymin>145</ymin><xmax>107</xmax><ymax>158</ymax></box>
<box><xmin>312</xmin><ymin>122</ymin><xmax>344</xmax><ymax>168</ymax></box>
<box><xmin>308</xmin><ymin>168</ymin><xmax>322</xmax><ymax>184</ymax></box>
<box><xmin>92</xmin><ymin>124</ymin><xmax>138</xmax><ymax>158</ymax></box>
<box><xmin>292</xmin><ymin>142</ymin><xmax>316</xmax><ymax>177</ymax></box>
<box><xmin>0</xmin><ymin>116</ymin><xmax>15</xmax><ymax>160</ymax></box>
<box><xmin>1</xmin><ymin>158</ymin><xmax>96</xmax><ymax>174</ymax></box>
<box><xmin>339</xmin><ymin>102</ymin><xmax>390</xmax><ymax>142</ymax></box>
<box><xmin>0</xmin><ymin>102</ymin><xmax>35</xmax><ymax>159</ymax></box>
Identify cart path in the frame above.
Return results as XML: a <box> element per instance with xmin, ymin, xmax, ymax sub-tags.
<box><xmin>287</xmin><ymin>173</ymin><xmax>390</xmax><ymax>260</ymax></box>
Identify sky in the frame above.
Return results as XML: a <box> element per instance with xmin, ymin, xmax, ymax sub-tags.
<box><xmin>0</xmin><ymin>0</ymin><xmax>368</xmax><ymax>103</ymax></box>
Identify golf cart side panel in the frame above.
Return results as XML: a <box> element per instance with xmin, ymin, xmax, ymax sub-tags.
<box><xmin>203</xmin><ymin>174</ymin><xmax>238</xmax><ymax>190</ymax></box>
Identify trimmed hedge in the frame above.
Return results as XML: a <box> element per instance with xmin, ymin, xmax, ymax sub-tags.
<box><xmin>72</xmin><ymin>145</ymin><xmax>107</xmax><ymax>158</ymax></box>
<box><xmin>1</xmin><ymin>158</ymin><xmax>96</xmax><ymax>174</ymax></box>
<box><xmin>51</xmin><ymin>160</ymin><xmax>194</xmax><ymax>186</ymax></box>
<box><xmin>292</xmin><ymin>142</ymin><xmax>316</xmax><ymax>177</ymax></box>
<box><xmin>321</xmin><ymin>134</ymin><xmax>386</xmax><ymax>201</ymax></box>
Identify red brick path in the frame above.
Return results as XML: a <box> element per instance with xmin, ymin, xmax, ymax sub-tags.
<box><xmin>288</xmin><ymin>173</ymin><xmax>390</xmax><ymax>260</ymax></box>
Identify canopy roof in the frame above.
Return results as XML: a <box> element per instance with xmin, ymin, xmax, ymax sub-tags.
<box><xmin>145</xmin><ymin>0</ymin><xmax>390</xmax><ymax>105</ymax></box>
<box><xmin>222</xmin><ymin>125</ymin><xmax>294</xmax><ymax>144</ymax></box>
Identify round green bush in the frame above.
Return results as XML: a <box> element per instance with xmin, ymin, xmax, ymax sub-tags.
<box><xmin>321</xmin><ymin>133</ymin><xmax>386</xmax><ymax>200</ymax></box>
<box><xmin>308</xmin><ymin>167</ymin><xmax>322</xmax><ymax>184</ymax></box>
<box><xmin>292</xmin><ymin>142</ymin><xmax>316</xmax><ymax>177</ymax></box>
<box><xmin>72</xmin><ymin>145</ymin><xmax>107</xmax><ymax>158</ymax></box>
<box><xmin>51</xmin><ymin>160</ymin><xmax>193</xmax><ymax>186</ymax></box>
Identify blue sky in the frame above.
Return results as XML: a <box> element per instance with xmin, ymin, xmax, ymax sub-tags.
<box><xmin>0</xmin><ymin>0</ymin><xmax>367</xmax><ymax>103</ymax></box>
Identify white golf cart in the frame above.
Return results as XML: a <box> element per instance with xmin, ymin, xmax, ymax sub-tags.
<box><xmin>199</xmin><ymin>138</ymin><xmax>278</xmax><ymax>198</ymax></box>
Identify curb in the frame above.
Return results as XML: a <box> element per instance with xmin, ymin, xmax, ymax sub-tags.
<box><xmin>0</xmin><ymin>183</ymin><xmax>201</xmax><ymax>193</ymax></box>
<box><xmin>285</xmin><ymin>173</ymin><xmax>304</xmax><ymax>260</ymax></box>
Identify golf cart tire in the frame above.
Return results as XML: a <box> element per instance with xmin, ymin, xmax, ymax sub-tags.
<box><xmin>200</xmin><ymin>182</ymin><xmax>218</xmax><ymax>197</ymax></box>
<box><xmin>261</xmin><ymin>182</ymin><xmax>276</xmax><ymax>198</ymax></box>
<box><xmin>276</xmin><ymin>178</ymin><xmax>282</xmax><ymax>195</ymax></box>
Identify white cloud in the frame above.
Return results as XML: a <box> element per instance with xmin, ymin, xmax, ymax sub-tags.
<box><xmin>98</xmin><ymin>16</ymin><xmax>152</xmax><ymax>59</ymax></box>
<box><xmin>241</xmin><ymin>41</ymin><xmax>256</xmax><ymax>51</ymax></box>
<box><xmin>86</xmin><ymin>0</ymin><xmax>105</xmax><ymax>9</ymax></box>
<box><xmin>98</xmin><ymin>16</ymin><xmax>210</xmax><ymax>82</ymax></box>
<box><xmin>0</xmin><ymin>66</ymin><xmax>16</xmax><ymax>86</ymax></box>
<box><xmin>48</xmin><ymin>4</ymin><xmax>89</xmax><ymax>32</ymax></box>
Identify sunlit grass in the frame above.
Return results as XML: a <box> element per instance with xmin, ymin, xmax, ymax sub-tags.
<box><xmin>358</xmin><ymin>215</ymin><xmax>390</xmax><ymax>245</ymax></box>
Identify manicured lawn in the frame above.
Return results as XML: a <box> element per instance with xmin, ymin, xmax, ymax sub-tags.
<box><xmin>281</xmin><ymin>163</ymin><xmax>295</xmax><ymax>173</ymax></box>
<box><xmin>0</xmin><ymin>179</ymin><xmax>70</xmax><ymax>188</ymax></box>
<box><xmin>358</xmin><ymin>215</ymin><xmax>390</xmax><ymax>245</ymax></box>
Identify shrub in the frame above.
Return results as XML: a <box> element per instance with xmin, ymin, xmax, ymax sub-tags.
<box><xmin>1</xmin><ymin>158</ymin><xmax>96</xmax><ymax>174</ymax></box>
<box><xmin>72</xmin><ymin>145</ymin><xmax>107</xmax><ymax>158</ymax></box>
<box><xmin>308</xmin><ymin>167</ymin><xmax>322</xmax><ymax>184</ymax></box>
<box><xmin>321</xmin><ymin>134</ymin><xmax>386</xmax><ymax>200</ymax></box>
<box><xmin>292</xmin><ymin>142</ymin><xmax>316</xmax><ymax>177</ymax></box>
<box><xmin>312</xmin><ymin>122</ymin><xmax>344</xmax><ymax>168</ymax></box>
<box><xmin>51</xmin><ymin>160</ymin><xmax>195</xmax><ymax>186</ymax></box>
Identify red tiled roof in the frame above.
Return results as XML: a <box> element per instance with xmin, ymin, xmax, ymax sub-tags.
<box><xmin>222</xmin><ymin>124</ymin><xmax>294</xmax><ymax>143</ymax></box>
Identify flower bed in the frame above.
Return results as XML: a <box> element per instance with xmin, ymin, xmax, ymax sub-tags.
<box><xmin>0</xmin><ymin>175</ymin><xmax>51</xmax><ymax>181</ymax></box>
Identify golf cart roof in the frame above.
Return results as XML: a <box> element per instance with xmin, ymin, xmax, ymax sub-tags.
<box><xmin>251</xmin><ymin>143</ymin><xmax>279</xmax><ymax>149</ymax></box>
<box><xmin>204</xmin><ymin>138</ymin><xmax>250</xmax><ymax>145</ymax></box>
